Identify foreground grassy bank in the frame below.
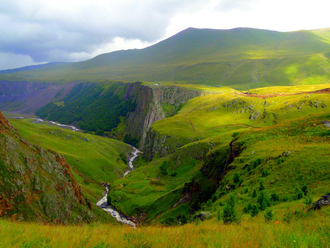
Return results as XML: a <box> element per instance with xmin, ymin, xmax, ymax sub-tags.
<box><xmin>0</xmin><ymin>206</ymin><xmax>329</xmax><ymax>247</ymax></box>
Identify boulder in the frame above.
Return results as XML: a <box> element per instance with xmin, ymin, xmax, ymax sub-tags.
<box><xmin>312</xmin><ymin>193</ymin><xmax>330</xmax><ymax>210</ymax></box>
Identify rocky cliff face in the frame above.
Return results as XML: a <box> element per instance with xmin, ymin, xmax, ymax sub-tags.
<box><xmin>0</xmin><ymin>110</ymin><xmax>95</xmax><ymax>223</ymax></box>
<box><xmin>125</xmin><ymin>83</ymin><xmax>203</xmax><ymax>149</ymax></box>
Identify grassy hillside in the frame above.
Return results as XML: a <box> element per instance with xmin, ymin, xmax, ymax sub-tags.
<box><xmin>2</xmin><ymin>28</ymin><xmax>330</xmax><ymax>89</ymax></box>
<box><xmin>107</xmin><ymin>84</ymin><xmax>330</xmax><ymax>224</ymax></box>
<box><xmin>9</xmin><ymin>119</ymin><xmax>132</xmax><ymax>206</ymax></box>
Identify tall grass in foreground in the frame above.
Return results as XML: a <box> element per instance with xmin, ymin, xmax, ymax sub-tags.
<box><xmin>0</xmin><ymin>207</ymin><xmax>329</xmax><ymax>248</ymax></box>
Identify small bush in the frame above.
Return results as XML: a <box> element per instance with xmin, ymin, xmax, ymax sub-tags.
<box><xmin>259</xmin><ymin>181</ymin><xmax>265</xmax><ymax>191</ymax></box>
<box><xmin>294</xmin><ymin>187</ymin><xmax>304</xmax><ymax>200</ymax></box>
<box><xmin>303</xmin><ymin>196</ymin><xmax>313</xmax><ymax>206</ymax></box>
<box><xmin>283</xmin><ymin>212</ymin><xmax>294</xmax><ymax>223</ymax></box>
<box><xmin>160</xmin><ymin>162</ymin><xmax>168</xmax><ymax>175</ymax></box>
<box><xmin>261</xmin><ymin>169</ymin><xmax>270</xmax><ymax>177</ymax></box>
<box><xmin>170</xmin><ymin>171</ymin><xmax>178</xmax><ymax>177</ymax></box>
<box><xmin>238</xmin><ymin>179</ymin><xmax>244</xmax><ymax>187</ymax></box>
<box><xmin>180</xmin><ymin>214</ymin><xmax>188</xmax><ymax>225</ymax></box>
<box><xmin>222</xmin><ymin>194</ymin><xmax>239</xmax><ymax>224</ymax></box>
<box><xmin>250</xmin><ymin>205</ymin><xmax>259</xmax><ymax>217</ymax></box>
<box><xmin>244</xmin><ymin>187</ymin><xmax>249</xmax><ymax>194</ymax></box>
<box><xmin>257</xmin><ymin>190</ymin><xmax>271</xmax><ymax>211</ymax></box>
<box><xmin>252</xmin><ymin>189</ymin><xmax>257</xmax><ymax>198</ymax></box>
<box><xmin>233</xmin><ymin>173</ymin><xmax>240</xmax><ymax>183</ymax></box>
<box><xmin>107</xmin><ymin>195</ymin><xmax>111</xmax><ymax>204</ymax></box>
<box><xmin>252</xmin><ymin>158</ymin><xmax>263</xmax><ymax>168</ymax></box>
<box><xmin>301</xmin><ymin>184</ymin><xmax>309</xmax><ymax>196</ymax></box>
<box><xmin>211</xmin><ymin>194</ymin><xmax>217</xmax><ymax>203</ymax></box>
<box><xmin>271</xmin><ymin>192</ymin><xmax>280</xmax><ymax>202</ymax></box>
<box><xmin>264</xmin><ymin>209</ymin><xmax>274</xmax><ymax>222</ymax></box>
<box><xmin>243</xmin><ymin>202</ymin><xmax>253</xmax><ymax>214</ymax></box>
<box><xmin>232</xmin><ymin>132</ymin><xmax>239</xmax><ymax>138</ymax></box>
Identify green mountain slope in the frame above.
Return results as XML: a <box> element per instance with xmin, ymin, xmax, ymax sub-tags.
<box><xmin>9</xmin><ymin>118</ymin><xmax>132</xmax><ymax>207</ymax></box>
<box><xmin>2</xmin><ymin>28</ymin><xmax>330</xmax><ymax>89</ymax></box>
<box><xmin>107</xmin><ymin>84</ymin><xmax>330</xmax><ymax>223</ymax></box>
<box><xmin>0</xmin><ymin>111</ymin><xmax>96</xmax><ymax>223</ymax></box>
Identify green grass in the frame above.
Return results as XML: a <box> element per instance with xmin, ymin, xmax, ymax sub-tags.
<box><xmin>9</xmin><ymin>119</ymin><xmax>132</xmax><ymax>201</ymax></box>
<box><xmin>108</xmin><ymin>84</ymin><xmax>330</xmax><ymax>222</ymax></box>
<box><xmin>0</xmin><ymin>205</ymin><xmax>329</xmax><ymax>247</ymax></box>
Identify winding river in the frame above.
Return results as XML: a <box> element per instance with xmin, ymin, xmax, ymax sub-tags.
<box><xmin>9</xmin><ymin>115</ymin><xmax>140</xmax><ymax>226</ymax></box>
<box><xmin>96</xmin><ymin>147</ymin><xmax>141</xmax><ymax>228</ymax></box>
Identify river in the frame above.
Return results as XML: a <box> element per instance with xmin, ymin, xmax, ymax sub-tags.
<box><xmin>8</xmin><ymin>116</ymin><xmax>81</xmax><ymax>132</ymax></box>
<box><xmin>96</xmin><ymin>147</ymin><xmax>141</xmax><ymax>228</ymax></box>
<box><xmin>9</xmin><ymin>115</ymin><xmax>139</xmax><ymax>226</ymax></box>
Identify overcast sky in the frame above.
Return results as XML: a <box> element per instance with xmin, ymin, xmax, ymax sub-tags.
<box><xmin>1</xmin><ymin>0</ymin><xmax>330</xmax><ymax>70</ymax></box>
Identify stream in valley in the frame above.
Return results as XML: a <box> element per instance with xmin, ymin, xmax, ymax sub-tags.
<box><xmin>9</xmin><ymin>115</ymin><xmax>140</xmax><ymax>227</ymax></box>
<box><xmin>96</xmin><ymin>147</ymin><xmax>141</xmax><ymax>228</ymax></box>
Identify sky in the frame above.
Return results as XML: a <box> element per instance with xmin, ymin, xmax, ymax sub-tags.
<box><xmin>1</xmin><ymin>0</ymin><xmax>330</xmax><ymax>70</ymax></box>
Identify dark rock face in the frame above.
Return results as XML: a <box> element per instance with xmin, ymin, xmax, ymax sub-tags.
<box><xmin>312</xmin><ymin>193</ymin><xmax>330</xmax><ymax>210</ymax></box>
<box><xmin>125</xmin><ymin>83</ymin><xmax>203</xmax><ymax>149</ymax></box>
<box><xmin>0</xmin><ymin>110</ymin><xmax>95</xmax><ymax>223</ymax></box>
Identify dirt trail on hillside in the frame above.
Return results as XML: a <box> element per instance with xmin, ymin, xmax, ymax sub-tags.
<box><xmin>235</xmin><ymin>88</ymin><xmax>330</xmax><ymax>99</ymax></box>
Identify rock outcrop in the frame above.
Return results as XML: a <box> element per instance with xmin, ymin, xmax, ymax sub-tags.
<box><xmin>124</xmin><ymin>83</ymin><xmax>204</xmax><ymax>148</ymax></box>
<box><xmin>312</xmin><ymin>193</ymin><xmax>330</xmax><ymax>210</ymax></box>
<box><xmin>0</xmin><ymin>110</ymin><xmax>95</xmax><ymax>223</ymax></box>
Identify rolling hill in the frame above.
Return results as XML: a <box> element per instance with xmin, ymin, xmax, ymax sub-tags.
<box><xmin>1</xmin><ymin>28</ymin><xmax>330</xmax><ymax>89</ymax></box>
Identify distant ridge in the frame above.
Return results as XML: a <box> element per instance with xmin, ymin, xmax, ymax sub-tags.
<box><xmin>1</xmin><ymin>27</ymin><xmax>330</xmax><ymax>89</ymax></box>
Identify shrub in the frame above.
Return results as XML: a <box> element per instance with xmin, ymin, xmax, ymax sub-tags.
<box><xmin>244</xmin><ymin>187</ymin><xmax>249</xmax><ymax>194</ymax></box>
<box><xmin>217</xmin><ymin>209</ymin><xmax>222</xmax><ymax>221</ymax></box>
<box><xmin>301</xmin><ymin>184</ymin><xmax>309</xmax><ymax>196</ymax></box>
<box><xmin>283</xmin><ymin>212</ymin><xmax>294</xmax><ymax>223</ymax></box>
<box><xmin>264</xmin><ymin>209</ymin><xmax>274</xmax><ymax>222</ymax></box>
<box><xmin>259</xmin><ymin>181</ymin><xmax>265</xmax><ymax>191</ymax></box>
<box><xmin>261</xmin><ymin>169</ymin><xmax>270</xmax><ymax>177</ymax></box>
<box><xmin>233</xmin><ymin>173</ymin><xmax>240</xmax><ymax>183</ymax></box>
<box><xmin>160</xmin><ymin>162</ymin><xmax>168</xmax><ymax>175</ymax></box>
<box><xmin>250</xmin><ymin>205</ymin><xmax>259</xmax><ymax>217</ymax></box>
<box><xmin>211</xmin><ymin>194</ymin><xmax>217</xmax><ymax>203</ymax></box>
<box><xmin>252</xmin><ymin>158</ymin><xmax>263</xmax><ymax>168</ymax></box>
<box><xmin>238</xmin><ymin>179</ymin><xmax>244</xmax><ymax>187</ymax></box>
<box><xmin>252</xmin><ymin>189</ymin><xmax>257</xmax><ymax>198</ymax></box>
<box><xmin>294</xmin><ymin>187</ymin><xmax>304</xmax><ymax>200</ymax></box>
<box><xmin>107</xmin><ymin>194</ymin><xmax>111</xmax><ymax>205</ymax></box>
<box><xmin>257</xmin><ymin>190</ymin><xmax>271</xmax><ymax>210</ymax></box>
<box><xmin>170</xmin><ymin>171</ymin><xmax>178</xmax><ymax>177</ymax></box>
<box><xmin>222</xmin><ymin>194</ymin><xmax>239</xmax><ymax>224</ymax></box>
<box><xmin>243</xmin><ymin>202</ymin><xmax>253</xmax><ymax>214</ymax></box>
<box><xmin>271</xmin><ymin>192</ymin><xmax>280</xmax><ymax>202</ymax></box>
<box><xmin>232</xmin><ymin>132</ymin><xmax>239</xmax><ymax>138</ymax></box>
<box><xmin>303</xmin><ymin>196</ymin><xmax>313</xmax><ymax>206</ymax></box>
<box><xmin>180</xmin><ymin>214</ymin><xmax>188</xmax><ymax>225</ymax></box>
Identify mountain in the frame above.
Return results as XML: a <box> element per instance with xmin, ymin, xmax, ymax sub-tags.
<box><xmin>1</xmin><ymin>28</ymin><xmax>330</xmax><ymax>89</ymax></box>
<box><xmin>0</xmin><ymin>110</ymin><xmax>95</xmax><ymax>223</ymax></box>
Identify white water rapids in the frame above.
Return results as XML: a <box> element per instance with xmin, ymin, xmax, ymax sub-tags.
<box><xmin>96</xmin><ymin>147</ymin><xmax>141</xmax><ymax>228</ymax></box>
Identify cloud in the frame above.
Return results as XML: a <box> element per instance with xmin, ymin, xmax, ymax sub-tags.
<box><xmin>0</xmin><ymin>0</ymin><xmax>206</xmax><ymax>67</ymax></box>
<box><xmin>215</xmin><ymin>0</ymin><xmax>259</xmax><ymax>12</ymax></box>
<box><xmin>1</xmin><ymin>0</ymin><xmax>330</xmax><ymax>70</ymax></box>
